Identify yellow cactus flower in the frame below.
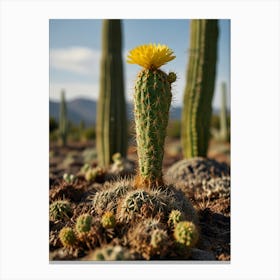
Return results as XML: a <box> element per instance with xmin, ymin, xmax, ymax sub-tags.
<box><xmin>127</xmin><ymin>43</ymin><xmax>175</xmax><ymax>70</ymax></box>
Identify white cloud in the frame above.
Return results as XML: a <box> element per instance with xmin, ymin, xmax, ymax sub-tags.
<box><xmin>50</xmin><ymin>47</ymin><xmax>100</xmax><ymax>75</ymax></box>
<box><xmin>50</xmin><ymin>48</ymin><xmax>186</xmax><ymax>106</ymax></box>
<box><xmin>50</xmin><ymin>82</ymin><xmax>99</xmax><ymax>101</ymax></box>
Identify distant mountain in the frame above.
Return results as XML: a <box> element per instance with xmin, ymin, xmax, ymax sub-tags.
<box><xmin>50</xmin><ymin>98</ymin><xmax>97</xmax><ymax>126</ymax></box>
<box><xmin>49</xmin><ymin>97</ymin><xmax>221</xmax><ymax>126</ymax></box>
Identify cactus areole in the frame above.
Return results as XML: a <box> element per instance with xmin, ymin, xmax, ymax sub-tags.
<box><xmin>127</xmin><ymin>44</ymin><xmax>176</xmax><ymax>189</ymax></box>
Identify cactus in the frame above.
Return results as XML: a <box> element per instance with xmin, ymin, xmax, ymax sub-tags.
<box><xmin>220</xmin><ymin>82</ymin><xmax>229</xmax><ymax>141</ymax></box>
<box><xmin>181</xmin><ymin>20</ymin><xmax>219</xmax><ymax>158</ymax></box>
<box><xmin>167</xmin><ymin>209</ymin><xmax>184</xmax><ymax>228</ymax></box>
<box><xmin>116</xmin><ymin>189</ymin><xmax>165</xmax><ymax>223</ymax></box>
<box><xmin>150</xmin><ymin>228</ymin><xmax>169</xmax><ymax>250</ymax></box>
<box><xmin>127</xmin><ymin>43</ymin><xmax>176</xmax><ymax>188</ymax></box>
<box><xmin>174</xmin><ymin>221</ymin><xmax>199</xmax><ymax>249</ymax></box>
<box><xmin>110</xmin><ymin>152</ymin><xmax>125</xmax><ymax>173</ymax></box>
<box><xmin>91</xmin><ymin>179</ymin><xmax>198</xmax><ymax>226</ymax></box>
<box><xmin>63</xmin><ymin>173</ymin><xmax>77</xmax><ymax>184</ymax></box>
<box><xmin>59</xmin><ymin>227</ymin><xmax>77</xmax><ymax>248</ymax></box>
<box><xmin>84</xmin><ymin>166</ymin><xmax>104</xmax><ymax>182</ymax></box>
<box><xmin>92</xmin><ymin>180</ymin><xmax>133</xmax><ymax>214</ymax></box>
<box><xmin>101</xmin><ymin>211</ymin><xmax>116</xmax><ymax>229</ymax></box>
<box><xmin>96</xmin><ymin>19</ymin><xmax>127</xmax><ymax>167</ymax></box>
<box><xmin>49</xmin><ymin>200</ymin><xmax>72</xmax><ymax>221</ymax></box>
<box><xmin>128</xmin><ymin>218</ymin><xmax>169</xmax><ymax>260</ymax></box>
<box><xmin>75</xmin><ymin>214</ymin><xmax>93</xmax><ymax>235</ymax></box>
<box><xmin>59</xmin><ymin>89</ymin><xmax>68</xmax><ymax>146</ymax></box>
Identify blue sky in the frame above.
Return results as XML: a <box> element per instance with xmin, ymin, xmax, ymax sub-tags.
<box><xmin>50</xmin><ymin>19</ymin><xmax>230</xmax><ymax>109</ymax></box>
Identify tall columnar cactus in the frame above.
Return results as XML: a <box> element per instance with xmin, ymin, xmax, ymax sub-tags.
<box><xmin>96</xmin><ymin>19</ymin><xmax>127</xmax><ymax>167</ymax></box>
<box><xmin>127</xmin><ymin>44</ymin><xmax>176</xmax><ymax>188</ymax></box>
<box><xmin>220</xmin><ymin>82</ymin><xmax>229</xmax><ymax>141</ymax></box>
<box><xmin>181</xmin><ymin>20</ymin><xmax>219</xmax><ymax>158</ymax></box>
<box><xmin>59</xmin><ymin>89</ymin><xmax>68</xmax><ymax>146</ymax></box>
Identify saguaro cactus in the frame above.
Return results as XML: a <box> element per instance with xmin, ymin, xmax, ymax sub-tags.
<box><xmin>181</xmin><ymin>19</ymin><xmax>219</xmax><ymax>158</ymax></box>
<box><xmin>127</xmin><ymin>43</ymin><xmax>176</xmax><ymax>188</ymax></box>
<box><xmin>59</xmin><ymin>89</ymin><xmax>68</xmax><ymax>146</ymax></box>
<box><xmin>220</xmin><ymin>82</ymin><xmax>228</xmax><ymax>141</ymax></box>
<box><xmin>96</xmin><ymin>19</ymin><xmax>127</xmax><ymax>167</ymax></box>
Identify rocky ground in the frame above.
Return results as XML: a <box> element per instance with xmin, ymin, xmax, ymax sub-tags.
<box><xmin>49</xmin><ymin>139</ymin><xmax>230</xmax><ymax>261</ymax></box>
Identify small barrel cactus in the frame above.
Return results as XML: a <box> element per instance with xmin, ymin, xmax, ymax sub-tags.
<box><xmin>49</xmin><ymin>200</ymin><xmax>72</xmax><ymax>221</ymax></box>
<box><xmin>174</xmin><ymin>221</ymin><xmax>199</xmax><ymax>248</ymax></box>
<box><xmin>59</xmin><ymin>227</ymin><xmax>77</xmax><ymax>248</ymax></box>
<box><xmin>128</xmin><ymin>218</ymin><xmax>169</xmax><ymax>260</ymax></box>
<box><xmin>101</xmin><ymin>211</ymin><xmax>116</xmax><ymax>229</ymax></box>
<box><xmin>116</xmin><ymin>189</ymin><xmax>165</xmax><ymax>223</ymax></box>
<box><xmin>75</xmin><ymin>214</ymin><xmax>93</xmax><ymax>235</ymax></box>
<box><xmin>127</xmin><ymin>43</ymin><xmax>176</xmax><ymax>189</ymax></box>
<box><xmin>92</xmin><ymin>180</ymin><xmax>133</xmax><ymax>214</ymax></box>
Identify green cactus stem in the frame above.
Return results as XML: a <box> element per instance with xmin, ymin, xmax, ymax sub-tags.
<box><xmin>181</xmin><ymin>20</ymin><xmax>219</xmax><ymax>158</ymax></box>
<box><xmin>75</xmin><ymin>214</ymin><xmax>93</xmax><ymax>235</ymax></box>
<box><xmin>220</xmin><ymin>82</ymin><xmax>229</xmax><ymax>141</ymax></box>
<box><xmin>101</xmin><ymin>211</ymin><xmax>116</xmax><ymax>229</ymax></box>
<box><xmin>59</xmin><ymin>89</ymin><xmax>68</xmax><ymax>146</ymax></box>
<box><xmin>96</xmin><ymin>19</ymin><xmax>127</xmax><ymax>167</ymax></box>
<box><xmin>127</xmin><ymin>44</ymin><xmax>176</xmax><ymax>189</ymax></box>
<box><xmin>174</xmin><ymin>221</ymin><xmax>199</xmax><ymax>248</ymax></box>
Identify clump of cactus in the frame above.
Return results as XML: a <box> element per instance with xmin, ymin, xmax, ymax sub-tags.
<box><xmin>75</xmin><ymin>214</ymin><xmax>93</xmax><ymax>235</ymax></box>
<box><xmin>110</xmin><ymin>153</ymin><xmax>125</xmax><ymax>173</ymax></box>
<box><xmin>174</xmin><ymin>221</ymin><xmax>199</xmax><ymax>249</ymax></box>
<box><xmin>63</xmin><ymin>173</ymin><xmax>77</xmax><ymax>184</ymax></box>
<box><xmin>92</xmin><ymin>179</ymin><xmax>198</xmax><ymax>228</ymax></box>
<box><xmin>80</xmin><ymin>163</ymin><xmax>90</xmax><ymax>174</ymax></box>
<box><xmin>96</xmin><ymin>19</ymin><xmax>127</xmax><ymax>167</ymax></box>
<box><xmin>127</xmin><ymin>43</ymin><xmax>176</xmax><ymax>189</ymax></box>
<box><xmin>116</xmin><ymin>189</ymin><xmax>166</xmax><ymax>223</ymax></box>
<box><xmin>84</xmin><ymin>245</ymin><xmax>132</xmax><ymax>261</ymax></box>
<box><xmin>128</xmin><ymin>218</ymin><xmax>169</xmax><ymax>260</ymax></box>
<box><xmin>49</xmin><ymin>200</ymin><xmax>72</xmax><ymax>221</ymax></box>
<box><xmin>59</xmin><ymin>89</ymin><xmax>68</xmax><ymax>147</ymax></box>
<box><xmin>59</xmin><ymin>227</ymin><xmax>77</xmax><ymax>248</ymax></box>
<box><xmin>181</xmin><ymin>19</ymin><xmax>219</xmax><ymax>158</ymax></box>
<box><xmin>101</xmin><ymin>211</ymin><xmax>116</xmax><ymax>229</ymax></box>
<box><xmin>84</xmin><ymin>166</ymin><xmax>104</xmax><ymax>182</ymax></box>
<box><xmin>92</xmin><ymin>180</ymin><xmax>133</xmax><ymax>214</ymax></box>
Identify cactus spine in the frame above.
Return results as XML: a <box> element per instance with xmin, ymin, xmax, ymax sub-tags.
<box><xmin>59</xmin><ymin>89</ymin><xmax>68</xmax><ymax>146</ymax></box>
<box><xmin>181</xmin><ymin>20</ymin><xmax>219</xmax><ymax>158</ymax></box>
<box><xmin>96</xmin><ymin>19</ymin><xmax>127</xmax><ymax>167</ymax></box>
<box><xmin>127</xmin><ymin>44</ymin><xmax>176</xmax><ymax>188</ymax></box>
<box><xmin>220</xmin><ymin>82</ymin><xmax>228</xmax><ymax>141</ymax></box>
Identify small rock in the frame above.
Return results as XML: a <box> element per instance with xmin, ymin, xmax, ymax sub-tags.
<box><xmin>191</xmin><ymin>248</ymin><xmax>216</xmax><ymax>260</ymax></box>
